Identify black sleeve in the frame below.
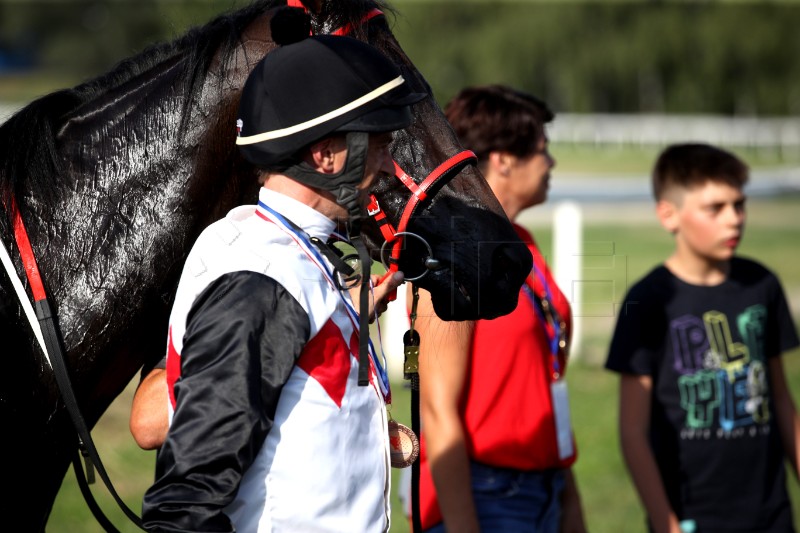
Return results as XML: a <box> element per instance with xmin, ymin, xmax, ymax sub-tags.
<box><xmin>605</xmin><ymin>279</ymin><xmax>665</xmax><ymax>376</ymax></box>
<box><xmin>767</xmin><ymin>271</ymin><xmax>800</xmax><ymax>358</ymax></box>
<box><xmin>142</xmin><ymin>271</ymin><xmax>310</xmax><ymax>532</ymax></box>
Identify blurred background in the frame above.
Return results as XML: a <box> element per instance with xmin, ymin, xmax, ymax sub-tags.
<box><xmin>2</xmin><ymin>0</ymin><xmax>799</xmax><ymax>531</ymax></box>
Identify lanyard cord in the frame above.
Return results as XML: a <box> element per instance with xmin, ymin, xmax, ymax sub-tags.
<box><xmin>522</xmin><ymin>265</ymin><xmax>566</xmax><ymax>379</ymax></box>
<box><xmin>256</xmin><ymin>201</ymin><xmax>391</xmax><ymax>399</ymax></box>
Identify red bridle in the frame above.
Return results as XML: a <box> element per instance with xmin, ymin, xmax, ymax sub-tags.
<box><xmin>369</xmin><ymin>151</ymin><xmax>477</xmax><ymax>282</ymax></box>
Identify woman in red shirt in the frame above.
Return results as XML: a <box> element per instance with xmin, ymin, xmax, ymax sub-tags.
<box><xmin>416</xmin><ymin>85</ymin><xmax>587</xmax><ymax>532</ymax></box>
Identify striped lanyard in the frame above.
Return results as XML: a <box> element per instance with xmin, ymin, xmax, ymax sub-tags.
<box><xmin>255</xmin><ymin>201</ymin><xmax>391</xmax><ymax>400</ymax></box>
<box><xmin>522</xmin><ymin>265</ymin><xmax>566</xmax><ymax>380</ymax></box>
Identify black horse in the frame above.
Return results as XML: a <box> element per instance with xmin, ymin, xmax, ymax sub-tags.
<box><xmin>0</xmin><ymin>0</ymin><xmax>530</xmax><ymax>528</ymax></box>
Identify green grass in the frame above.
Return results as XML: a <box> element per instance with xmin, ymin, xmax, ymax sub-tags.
<box><xmin>50</xmin><ymin>356</ymin><xmax>800</xmax><ymax>533</ymax></box>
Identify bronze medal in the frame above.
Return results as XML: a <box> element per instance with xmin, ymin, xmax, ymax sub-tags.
<box><xmin>388</xmin><ymin>419</ymin><xmax>420</xmax><ymax>468</ymax></box>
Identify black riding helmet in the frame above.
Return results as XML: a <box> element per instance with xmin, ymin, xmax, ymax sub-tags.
<box><xmin>237</xmin><ymin>33</ymin><xmax>426</xmax><ymax>177</ymax></box>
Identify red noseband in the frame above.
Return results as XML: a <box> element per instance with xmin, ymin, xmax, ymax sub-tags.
<box><xmin>368</xmin><ymin>150</ymin><xmax>478</xmax><ymax>283</ymax></box>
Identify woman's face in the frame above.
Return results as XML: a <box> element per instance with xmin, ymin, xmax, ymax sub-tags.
<box><xmin>508</xmin><ymin>135</ymin><xmax>555</xmax><ymax>209</ymax></box>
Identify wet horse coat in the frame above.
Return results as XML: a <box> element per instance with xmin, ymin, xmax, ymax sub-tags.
<box><xmin>0</xmin><ymin>1</ymin><xmax>530</xmax><ymax>528</ymax></box>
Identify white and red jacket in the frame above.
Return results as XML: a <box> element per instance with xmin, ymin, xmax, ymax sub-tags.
<box><xmin>143</xmin><ymin>189</ymin><xmax>391</xmax><ymax>533</ymax></box>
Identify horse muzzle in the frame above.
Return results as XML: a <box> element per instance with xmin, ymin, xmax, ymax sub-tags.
<box><xmin>413</xmin><ymin>238</ymin><xmax>532</xmax><ymax>322</ymax></box>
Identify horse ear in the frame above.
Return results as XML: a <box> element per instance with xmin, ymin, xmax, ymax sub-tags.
<box><xmin>271</xmin><ymin>6</ymin><xmax>312</xmax><ymax>46</ymax></box>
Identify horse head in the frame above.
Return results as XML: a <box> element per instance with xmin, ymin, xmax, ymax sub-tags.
<box><xmin>0</xmin><ymin>1</ymin><xmax>530</xmax><ymax>528</ymax></box>
<box><xmin>359</xmin><ymin>12</ymin><xmax>531</xmax><ymax>320</ymax></box>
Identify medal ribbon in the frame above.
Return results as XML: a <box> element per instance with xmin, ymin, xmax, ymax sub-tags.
<box><xmin>255</xmin><ymin>201</ymin><xmax>391</xmax><ymax>400</ymax></box>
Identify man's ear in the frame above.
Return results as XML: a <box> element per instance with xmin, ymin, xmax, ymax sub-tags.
<box><xmin>306</xmin><ymin>137</ymin><xmax>337</xmax><ymax>173</ymax></box>
<box><xmin>656</xmin><ymin>199</ymin><xmax>679</xmax><ymax>234</ymax></box>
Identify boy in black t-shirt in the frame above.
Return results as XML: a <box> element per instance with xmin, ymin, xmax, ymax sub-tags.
<box><xmin>605</xmin><ymin>143</ymin><xmax>800</xmax><ymax>533</ymax></box>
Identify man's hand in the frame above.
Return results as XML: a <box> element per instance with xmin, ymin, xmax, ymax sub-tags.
<box><xmin>349</xmin><ymin>271</ymin><xmax>404</xmax><ymax>322</ymax></box>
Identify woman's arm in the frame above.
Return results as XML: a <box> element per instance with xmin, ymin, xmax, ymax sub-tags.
<box><xmin>130</xmin><ymin>367</ymin><xmax>169</xmax><ymax>450</ymax></box>
<box><xmin>560</xmin><ymin>467</ymin><xmax>588</xmax><ymax>533</ymax></box>
<box><xmin>416</xmin><ymin>287</ymin><xmax>480</xmax><ymax>533</ymax></box>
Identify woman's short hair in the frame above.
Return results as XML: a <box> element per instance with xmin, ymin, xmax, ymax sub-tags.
<box><xmin>444</xmin><ymin>84</ymin><xmax>553</xmax><ymax>165</ymax></box>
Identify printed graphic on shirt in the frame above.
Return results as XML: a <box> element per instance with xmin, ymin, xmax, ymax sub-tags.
<box><xmin>671</xmin><ymin>305</ymin><xmax>770</xmax><ymax>439</ymax></box>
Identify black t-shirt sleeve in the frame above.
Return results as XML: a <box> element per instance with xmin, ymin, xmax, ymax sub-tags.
<box><xmin>605</xmin><ymin>270</ymin><xmax>667</xmax><ymax>376</ymax></box>
<box><xmin>734</xmin><ymin>257</ymin><xmax>799</xmax><ymax>359</ymax></box>
<box><xmin>143</xmin><ymin>271</ymin><xmax>310</xmax><ymax>532</ymax></box>
<box><xmin>767</xmin><ymin>269</ymin><xmax>800</xmax><ymax>357</ymax></box>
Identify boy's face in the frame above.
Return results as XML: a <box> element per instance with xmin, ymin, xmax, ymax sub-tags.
<box><xmin>657</xmin><ymin>180</ymin><xmax>746</xmax><ymax>265</ymax></box>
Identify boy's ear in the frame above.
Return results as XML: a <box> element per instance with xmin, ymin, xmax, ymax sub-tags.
<box><xmin>656</xmin><ymin>199</ymin><xmax>679</xmax><ymax>234</ymax></box>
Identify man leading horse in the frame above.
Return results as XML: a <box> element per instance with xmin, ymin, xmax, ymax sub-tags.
<box><xmin>141</xmin><ymin>28</ymin><xmax>416</xmax><ymax>532</ymax></box>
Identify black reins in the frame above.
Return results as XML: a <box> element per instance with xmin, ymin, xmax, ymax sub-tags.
<box><xmin>2</xmin><ymin>199</ymin><xmax>146</xmax><ymax>532</ymax></box>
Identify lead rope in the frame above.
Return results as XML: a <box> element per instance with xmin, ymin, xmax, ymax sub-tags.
<box><xmin>403</xmin><ymin>284</ymin><xmax>422</xmax><ymax>533</ymax></box>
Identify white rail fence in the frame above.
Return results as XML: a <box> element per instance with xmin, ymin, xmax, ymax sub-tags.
<box><xmin>549</xmin><ymin>113</ymin><xmax>800</xmax><ymax>153</ymax></box>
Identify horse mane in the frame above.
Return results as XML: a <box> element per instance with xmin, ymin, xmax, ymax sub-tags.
<box><xmin>0</xmin><ymin>0</ymin><xmax>390</xmax><ymax>217</ymax></box>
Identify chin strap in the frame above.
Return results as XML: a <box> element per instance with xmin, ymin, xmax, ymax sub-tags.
<box><xmin>282</xmin><ymin>131</ymin><xmax>369</xmax><ymax>212</ymax></box>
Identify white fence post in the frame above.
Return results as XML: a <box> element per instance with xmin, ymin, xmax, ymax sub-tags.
<box><xmin>553</xmin><ymin>201</ymin><xmax>583</xmax><ymax>359</ymax></box>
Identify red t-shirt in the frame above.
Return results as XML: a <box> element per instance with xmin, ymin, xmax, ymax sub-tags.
<box><xmin>418</xmin><ymin>224</ymin><xmax>577</xmax><ymax>529</ymax></box>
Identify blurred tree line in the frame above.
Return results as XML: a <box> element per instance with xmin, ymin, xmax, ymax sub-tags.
<box><xmin>390</xmin><ymin>1</ymin><xmax>800</xmax><ymax>116</ymax></box>
<box><xmin>1</xmin><ymin>0</ymin><xmax>799</xmax><ymax>116</ymax></box>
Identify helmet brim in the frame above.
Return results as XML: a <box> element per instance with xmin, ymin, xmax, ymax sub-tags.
<box><xmin>335</xmin><ymin>90</ymin><xmax>426</xmax><ymax>133</ymax></box>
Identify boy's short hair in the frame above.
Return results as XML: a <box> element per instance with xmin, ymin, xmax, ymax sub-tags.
<box><xmin>444</xmin><ymin>85</ymin><xmax>553</xmax><ymax>165</ymax></box>
<box><xmin>653</xmin><ymin>143</ymin><xmax>749</xmax><ymax>201</ymax></box>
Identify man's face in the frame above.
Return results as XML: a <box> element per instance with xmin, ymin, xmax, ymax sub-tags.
<box><xmin>321</xmin><ymin>132</ymin><xmax>395</xmax><ymax>220</ymax></box>
<box><xmin>359</xmin><ymin>131</ymin><xmax>395</xmax><ymax>204</ymax></box>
